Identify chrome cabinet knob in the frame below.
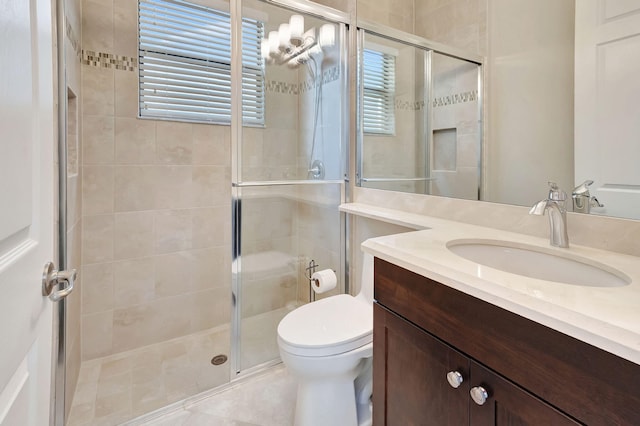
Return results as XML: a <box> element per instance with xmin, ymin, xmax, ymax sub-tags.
<box><xmin>470</xmin><ymin>386</ymin><xmax>489</xmax><ymax>405</ymax></box>
<box><xmin>446</xmin><ymin>371</ymin><xmax>464</xmax><ymax>389</ymax></box>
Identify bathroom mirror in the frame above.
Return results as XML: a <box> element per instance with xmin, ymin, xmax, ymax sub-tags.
<box><xmin>355</xmin><ymin>0</ymin><xmax>640</xmax><ymax>221</ymax></box>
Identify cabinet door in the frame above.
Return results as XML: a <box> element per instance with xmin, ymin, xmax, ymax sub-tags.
<box><xmin>469</xmin><ymin>360</ymin><xmax>581</xmax><ymax>426</ymax></box>
<box><xmin>373</xmin><ymin>304</ymin><xmax>469</xmax><ymax>426</ymax></box>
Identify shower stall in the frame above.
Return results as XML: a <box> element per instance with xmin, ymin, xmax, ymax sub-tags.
<box><xmin>66</xmin><ymin>0</ymin><xmax>348</xmax><ymax>424</ymax></box>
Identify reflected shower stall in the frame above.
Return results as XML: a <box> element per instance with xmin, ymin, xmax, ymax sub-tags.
<box><xmin>357</xmin><ymin>27</ymin><xmax>482</xmax><ymax>199</ymax></box>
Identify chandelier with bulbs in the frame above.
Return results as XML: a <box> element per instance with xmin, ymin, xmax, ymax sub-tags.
<box><xmin>261</xmin><ymin>14</ymin><xmax>336</xmax><ymax>68</ymax></box>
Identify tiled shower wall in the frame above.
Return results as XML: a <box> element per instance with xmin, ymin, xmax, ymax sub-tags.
<box><xmin>429</xmin><ymin>54</ymin><xmax>480</xmax><ymax>200</ymax></box>
<box><xmin>80</xmin><ymin>0</ymin><xmax>232</xmax><ymax>360</ymax></box>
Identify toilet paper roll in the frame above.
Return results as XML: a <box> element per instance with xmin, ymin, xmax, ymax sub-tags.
<box><xmin>311</xmin><ymin>269</ymin><xmax>337</xmax><ymax>294</ymax></box>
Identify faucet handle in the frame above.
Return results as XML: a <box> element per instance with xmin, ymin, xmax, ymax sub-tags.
<box><xmin>591</xmin><ymin>196</ymin><xmax>604</xmax><ymax>208</ymax></box>
<box><xmin>547</xmin><ymin>181</ymin><xmax>567</xmax><ymax>202</ymax></box>
<box><xmin>573</xmin><ymin>180</ymin><xmax>594</xmax><ymax>196</ymax></box>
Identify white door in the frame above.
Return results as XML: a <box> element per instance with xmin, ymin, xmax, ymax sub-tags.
<box><xmin>0</xmin><ymin>0</ymin><xmax>56</xmax><ymax>424</ymax></box>
<box><xmin>575</xmin><ymin>0</ymin><xmax>640</xmax><ymax>219</ymax></box>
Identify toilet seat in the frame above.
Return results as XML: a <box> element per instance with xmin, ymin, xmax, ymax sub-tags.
<box><xmin>277</xmin><ymin>294</ymin><xmax>373</xmax><ymax>357</ymax></box>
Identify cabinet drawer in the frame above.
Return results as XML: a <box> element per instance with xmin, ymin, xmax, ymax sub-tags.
<box><xmin>374</xmin><ymin>258</ymin><xmax>640</xmax><ymax>425</ymax></box>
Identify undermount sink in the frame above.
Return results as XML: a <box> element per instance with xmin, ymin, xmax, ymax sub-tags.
<box><xmin>447</xmin><ymin>239</ymin><xmax>631</xmax><ymax>287</ymax></box>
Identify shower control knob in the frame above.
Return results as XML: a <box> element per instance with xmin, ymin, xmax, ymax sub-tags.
<box><xmin>470</xmin><ymin>386</ymin><xmax>489</xmax><ymax>405</ymax></box>
<box><xmin>446</xmin><ymin>371</ymin><xmax>464</xmax><ymax>389</ymax></box>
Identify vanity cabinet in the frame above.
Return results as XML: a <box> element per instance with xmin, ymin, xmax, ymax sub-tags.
<box><xmin>374</xmin><ymin>304</ymin><xmax>579</xmax><ymax>425</ymax></box>
<box><xmin>372</xmin><ymin>258</ymin><xmax>640</xmax><ymax>426</ymax></box>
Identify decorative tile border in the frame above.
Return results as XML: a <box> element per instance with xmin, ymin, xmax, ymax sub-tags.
<box><xmin>266</xmin><ymin>66</ymin><xmax>341</xmax><ymax>95</ymax></box>
<box><xmin>265</xmin><ymin>80</ymin><xmax>299</xmax><ymax>95</ymax></box>
<box><xmin>265</xmin><ymin>66</ymin><xmax>340</xmax><ymax>95</ymax></box>
<box><xmin>395</xmin><ymin>99</ymin><xmax>425</xmax><ymax>111</ymax></box>
<box><xmin>82</xmin><ymin>50</ymin><xmax>138</xmax><ymax>71</ymax></box>
<box><xmin>299</xmin><ymin>66</ymin><xmax>340</xmax><ymax>94</ymax></box>
<box><xmin>433</xmin><ymin>90</ymin><xmax>478</xmax><ymax>107</ymax></box>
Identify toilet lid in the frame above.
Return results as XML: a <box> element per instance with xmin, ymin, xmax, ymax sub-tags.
<box><xmin>277</xmin><ymin>294</ymin><xmax>373</xmax><ymax>357</ymax></box>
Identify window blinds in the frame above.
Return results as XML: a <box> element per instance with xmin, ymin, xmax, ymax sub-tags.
<box><xmin>139</xmin><ymin>0</ymin><xmax>265</xmax><ymax>125</ymax></box>
<box><xmin>362</xmin><ymin>49</ymin><xmax>395</xmax><ymax>135</ymax></box>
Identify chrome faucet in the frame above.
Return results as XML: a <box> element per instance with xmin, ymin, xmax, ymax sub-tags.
<box><xmin>572</xmin><ymin>180</ymin><xmax>604</xmax><ymax>214</ymax></box>
<box><xmin>529</xmin><ymin>182</ymin><xmax>569</xmax><ymax>248</ymax></box>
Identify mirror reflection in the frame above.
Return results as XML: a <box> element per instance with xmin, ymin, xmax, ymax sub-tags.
<box><xmin>358</xmin><ymin>31</ymin><xmax>481</xmax><ymax>200</ymax></box>
<box><xmin>356</xmin><ymin>0</ymin><xmax>640</xmax><ymax>221</ymax></box>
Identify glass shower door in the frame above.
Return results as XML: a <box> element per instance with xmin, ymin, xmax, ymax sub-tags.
<box><xmin>232</xmin><ymin>0</ymin><xmax>348</xmax><ymax>375</ymax></box>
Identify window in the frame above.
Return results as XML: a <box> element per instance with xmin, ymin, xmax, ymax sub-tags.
<box><xmin>362</xmin><ymin>49</ymin><xmax>395</xmax><ymax>135</ymax></box>
<box><xmin>138</xmin><ymin>0</ymin><xmax>265</xmax><ymax>125</ymax></box>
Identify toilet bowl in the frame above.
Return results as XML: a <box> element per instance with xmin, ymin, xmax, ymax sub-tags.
<box><xmin>277</xmin><ymin>254</ymin><xmax>374</xmax><ymax>426</ymax></box>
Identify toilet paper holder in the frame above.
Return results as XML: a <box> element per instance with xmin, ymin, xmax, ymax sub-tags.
<box><xmin>305</xmin><ymin>259</ymin><xmax>320</xmax><ymax>302</ymax></box>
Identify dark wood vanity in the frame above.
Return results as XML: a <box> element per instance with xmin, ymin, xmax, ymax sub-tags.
<box><xmin>372</xmin><ymin>258</ymin><xmax>640</xmax><ymax>425</ymax></box>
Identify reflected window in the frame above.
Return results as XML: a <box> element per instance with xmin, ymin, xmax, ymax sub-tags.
<box><xmin>362</xmin><ymin>49</ymin><xmax>395</xmax><ymax>135</ymax></box>
<box><xmin>138</xmin><ymin>0</ymin><xmax>265</xmax><ymax>125</ymax></box>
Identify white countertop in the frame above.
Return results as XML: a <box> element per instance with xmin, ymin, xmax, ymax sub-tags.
<box><xmin>341</xmin><ymin>203</ymin><xmax>640</xmax><ymax>365</ymax></box>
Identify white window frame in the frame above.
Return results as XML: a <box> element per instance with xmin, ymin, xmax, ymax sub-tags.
<box><xmin>138</xmin><ymin>0</ymin><xmax>265</xmax><ymax>126</ymax></box>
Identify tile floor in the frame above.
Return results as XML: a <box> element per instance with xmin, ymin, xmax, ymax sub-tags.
<box><xmin>134</xmin><ymin>365</ymin><xmax>296</xmax><ymax>426</ymax></box>
<box><xmin>67</xmin><ymin>326</ymin><xmax>232</xmax><ymax>426</ymax></box>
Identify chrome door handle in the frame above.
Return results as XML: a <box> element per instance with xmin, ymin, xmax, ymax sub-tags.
<box><xmin>42</xmin><ymin>261</ymin><xmax>76</xmax><ymax>302</ymax></box>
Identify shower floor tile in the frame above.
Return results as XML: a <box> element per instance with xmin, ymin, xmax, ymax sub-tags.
<box><xmin>67</xmin><ymin>326</ymin><xmax>231</xmax><ymax>426</ymax></box>
<box><xmin>138</xmin><ymin>365</ymin><xmax>296</xmax><ymax>426</ymax></box>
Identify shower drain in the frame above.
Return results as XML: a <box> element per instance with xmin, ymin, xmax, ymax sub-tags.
<box><xmin>211</xmin><ymin>354</ymin><xmax>228</xmax><ymax>365</ymax></box>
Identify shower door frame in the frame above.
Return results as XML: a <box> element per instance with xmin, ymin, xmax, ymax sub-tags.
<box><xmin>229</xmin><ymin>0</ymin><xmax>352</xmax><ymax>379</ymax></box>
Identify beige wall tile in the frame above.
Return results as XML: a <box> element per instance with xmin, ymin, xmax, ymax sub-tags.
<box><xmin>114</xmin><ymin>211</ymin><xmax>155</xmax><ymax>259</ymax></box>
<box><xmin>83</xmin><ymin>215</ymin><xmax>115</xmax><ymax>264</ymax></box>
<box><xmin>155</xmin><ymin>166</ymin><xmax>193</xmax><ymax>209</ymax></box>
<box><xmin>154</xmin><ymin>210</ymin><xmax>193</xmax><ymax>254</ymax></box>
<box><xmin>82</xmin><ymin>0</ymin><xmax>114</xmax><ymax>52</ymax></box>
<box><xmin>82</xmin><ymin>311</ymin><xmax>114</xmax><ymax>360</ymax></box>
<box><xmin>154</xmin><ymin>252</ymin><xmax>192</xmax><ymax>298</ymax></box>
<box><xmin>192</xmin><ymin>124</ymin><xmax>229</xmax><ymax>165</ymax></box>
<box><xmin>113</xmin><ymin>257</ymin><xmax>156</xmax><ymax>308</ymax></box>
<box><xmin>190</xmin><ymin>247</ymin><xmax>229</xmax><ymax>292</ymax></box>
<box><xmin>83</xmin><ymin>115</ymin><xmax>115</xmax><ymax>164</ymax></box>
<box><xmin>192</xmin><ymin>166</ymin><xmax>230</xmax><ymax>207</ymax></box>
<box><xmin>114</xmin><ymin>165</ymin><xmax>157</xmax><ymax>212</ymax></box>
<box><xmin>82</xmin><ymin>66</ymin><xmax>115</xmax><ymax>117</ymax></box>
<box><xmin>190</xmin><ymin>288</ymin><xmax>230</xmax><ymax>332</ymax></box>
<box><xmin>112</xmin><ymin>295</ymin><xmax>192</xmax><ymax>353</ymax></box>
<box><xmin>83</xmin><ymin>165</ymin><xmax>114</xmax><ymax>215</ymax></box>
<box><xmin>115</xmin><ymin>71</ymin><xmax>138</xmax><ymax>119</ymax></box>
<box><xmin>115</xmin><ymin>117</ymin><xmax>156</xmax><ymax>164</ymax></box>
<box><xmin>156</xmin><ymin>122</ymin><xmax>193</xmax><ymax>164</ymax></box>
<box><xmin>191</xmin><ymin>207</ymin><xmax>228</xmax><ymax>249</ymax></box>
<box><xmin>114</xmin><ymin>0</ymin><xmax>138</xmax><ymax>58</ymax></box>
<box><xmin>82</xmin><ymin>262</ymin><xmax>115</xmax><ymax>314</ymax></box>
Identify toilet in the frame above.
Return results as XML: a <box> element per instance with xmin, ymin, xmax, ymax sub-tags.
<box><xmin>277</xmin><ymin>254</ymin><xmax>374</xmax><ymax>426</ymax></box>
